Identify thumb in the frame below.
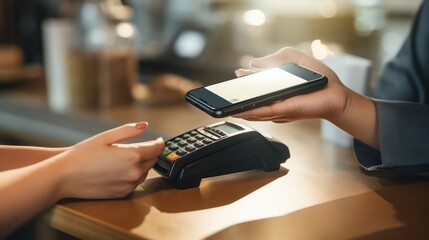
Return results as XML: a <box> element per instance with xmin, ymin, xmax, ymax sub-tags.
<box><xmin>95</xmin><ymin>122</ymin><xmax>149</xmax><ymax>145</ymax></box>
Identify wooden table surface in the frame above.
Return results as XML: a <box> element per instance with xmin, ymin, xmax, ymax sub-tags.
<box><xmin>2</xmin><ymin>81</ymin><xmax>429</xmax><ymax>240</ymax></box>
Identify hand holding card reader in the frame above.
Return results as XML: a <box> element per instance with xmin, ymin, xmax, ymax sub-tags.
<box><xmin>154</xmin><ymin>121</ymin><xmax>290</xmax><ymax>189</ymax></box>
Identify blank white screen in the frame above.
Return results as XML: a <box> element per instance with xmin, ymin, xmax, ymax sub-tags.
<box><xmin>206</xmin><ymin>68</ymin><xmax>307</xmax><ymax>103</ymax></box>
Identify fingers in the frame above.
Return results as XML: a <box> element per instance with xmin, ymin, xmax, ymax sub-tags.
<box><xmin>107</xmin><ymin>138</ymin><xmax>164</xmax><ymax>195</ymax></box>
<box><xmin>96</xmin><ymin>122</ymin><xmax>149</xmax><ymax>145</ymax></box>
<box><xmin>232</xmin><ymin>104</ymin><xmax>279</xmax><ymax>119</ymax></box>
<box><xmin>232</xmin><ymin>97</ymin><xmax>303</xmax><ymax>120</ymax></box>
<box><xmin>139</xmin><ymin>137</ymin><xmax>165</xmax><ymax>159</ymax></box>
<box><xmin>119</xmin><ymin>137</ymin><xmax>165</xmax><ymax>163</ymax></box>
<box><xmin>236</xmin><ymin>114</ymin><xmax>291</xmax><ymax>123</ymax></box>
<box><xmin>128</xmin><ymin>138</ymin><xmax>164</xmax><ymax>186</ymax></box>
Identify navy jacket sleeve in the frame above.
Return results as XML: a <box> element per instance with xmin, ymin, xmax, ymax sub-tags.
<box><xmin>353</xmin><ymin>0</ymin><xmax>429</xmax><ymax>171</ymax></box>
<box><xmin>354</xmin><ymin>100</ymin><xmax>429</xmax><ymax>171</ymax></box>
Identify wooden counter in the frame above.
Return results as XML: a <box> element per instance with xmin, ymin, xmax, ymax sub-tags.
<box><xmin>1</xmin><ymin>81</ymin><xmax>429</xmax><ymax>240</ymax></box>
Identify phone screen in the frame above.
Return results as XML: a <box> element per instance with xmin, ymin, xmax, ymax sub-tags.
<box><xmin>186</xmin><ymin>63</ymin><xmax>327</xmax><ymax>118</ymax></box>
<box><xmin>205</xmin><ymin>67</ymin><xmax>307</xmax><ymax>104</ymax></box>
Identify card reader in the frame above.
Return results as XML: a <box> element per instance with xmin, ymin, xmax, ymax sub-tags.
<box><xmin>153</xmin><ymin>121</ymin><xmax>290</xmax><ymax>189</ymax></box>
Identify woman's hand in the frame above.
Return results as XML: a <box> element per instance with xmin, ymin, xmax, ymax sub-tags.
<box><xmin>233</xmin><ymin>47</ymin><xmax>379</xmax><ymax>149</ymax></box>
<box><xmin>0</xmin><ymin>122</ymin><xmax>165</xmax><ymax>237</ymax></box>
<box><xmin>233</xmin><ymin>47</ymin><xmax>351</xmax><ymax>123</ymax></box>
<box><xmin>54</xmin><ymin>122</ymin><xmax>165</xmax><ymax>199</ymax></box>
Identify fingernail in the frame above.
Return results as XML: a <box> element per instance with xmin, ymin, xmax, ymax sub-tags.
<box><xmin>135</xmin><ymin>122</ymin><xmax>148</xmax><ymax>129</ymax></box>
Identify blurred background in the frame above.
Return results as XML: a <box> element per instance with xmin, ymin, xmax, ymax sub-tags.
<box><xmin>0</xmin><ymin>1</ymin><xmax>424</xmax><ymax>237</ymax></box>
<box><xmin>0</xmin><ymin>0</ymin><xmax>423</xmax><ymax>146</ymax></box>
<box><xmin>0</xmin><ymin>0</ymin><xmax>422</xmax><ymax>83</ymax></box>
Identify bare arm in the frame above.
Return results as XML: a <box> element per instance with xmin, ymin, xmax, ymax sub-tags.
<box><xmin>0</xmin><ymin>157</ymin><xmax>67</xmax><ymax>235</ymax></box>
<box><xmin>0</xmin><ymin>122</ymin><xmax>164</xmax><ymax>238</ymax></box>
<box><xmin>0</xmin><ymin>146</ymin><xmax>67</xmax><ymax>171</ymax></box>
<box><xmin>233</xmin><ymin>47</ymin><xmax>379</xmax><ymax>149</ymax></box>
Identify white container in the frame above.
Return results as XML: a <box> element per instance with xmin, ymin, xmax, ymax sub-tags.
<box><xmin>42</xmin><ymin>19</ymin><xmax>76</xmax><ymax>112</ymax></box>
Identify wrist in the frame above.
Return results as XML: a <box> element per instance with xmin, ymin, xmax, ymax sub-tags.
<box><xmin>326</xmin><ymin>89</ymin><xmax>379</xmax><ymax>149</ymax></box>
<box><xmin>320</xmin><ymin>83</ymin><xmax>353</xmax><ymax>123</ymax></box>
<box><xmin>325</xmin><ymin>87</ymin><xmax>354</xmax><ymax>123</ymax></box>
<box><xmin>46</xmin><ymin>153</ymin><xmax>75</xmax><ymax>200</ymax></box>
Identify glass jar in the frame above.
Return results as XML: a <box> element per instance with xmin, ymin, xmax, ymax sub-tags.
<box><xmin>67</xmin><ymin>0</ymin><xmax>138</xmax><ymax>110</ymax></box>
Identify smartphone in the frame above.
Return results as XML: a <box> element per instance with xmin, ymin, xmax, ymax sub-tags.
<box><xmin>185</xmin><ymin>63</ymin><xmax>328</xmax><ymax>118</ymax></box>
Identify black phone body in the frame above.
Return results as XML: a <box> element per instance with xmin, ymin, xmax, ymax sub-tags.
<box><xmin>186</xmin><ymin>63</ymin><xmax>328</xmax><ymax>118</ymax></box>
<box><xmin>153</xmin><ymin>121</ymin><xmax>290</xmax><ymax>189</ymax></box>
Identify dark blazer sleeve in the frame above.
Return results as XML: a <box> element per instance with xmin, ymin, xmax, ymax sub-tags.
<box><xmin>354</xmin><ymin>100</ymin><xmax>429</xmax><ymax>171</ymax></box>
<box><xmin>353</xmin><ymin>1</ymin><xmax>429</xmax><ymax>171</ymax></box>
<box><xmin>374</xmin><ymin>0</ymin><xmax>429</xmax><ymax>103</ymax></box>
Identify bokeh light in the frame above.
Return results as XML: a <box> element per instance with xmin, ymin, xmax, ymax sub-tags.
<box><xmin>116</xmin><ymin>22</ymin><xmax>135</xmax><ymax>38</ymax></box>
<box><xmin>319</xmin><ymin>0</ymin><xmax>338</xmax><ymax>18</ymax></box>
<box><xmin>243</xmin><ymin>9</ymin><xmax>266</xmax><ymax>26</ymax></box>
<box><xmin>311</xmin><ymin>39</ymin><xmax>334</xmax><ymax>60</ymax></box>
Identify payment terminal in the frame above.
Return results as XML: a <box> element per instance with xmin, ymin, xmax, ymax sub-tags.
<box><xmin>154</xmin><ymin>121</ymin><xmax>290</xmax><ymax>189</ymax></box>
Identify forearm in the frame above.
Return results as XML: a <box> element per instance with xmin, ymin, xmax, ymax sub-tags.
<box><xmin>328</xmin><ymin>89</ymin><xmax>379</xmax><ymax>149</ymax></box>
<box><xmin>0</xmin><ymin>157</ymin><xmax>66</xmax><ymax>237</ymax></box>
<box><xmin>0</xmin><ymin>145</ymin><xmax>67</xmax><ymax>170</ymax></box>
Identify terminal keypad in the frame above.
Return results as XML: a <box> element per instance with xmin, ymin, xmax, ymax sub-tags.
<box><xmin>162</xmin><ymin>127</ymin><xmax>227</xmax><ymax>161</ymax></box>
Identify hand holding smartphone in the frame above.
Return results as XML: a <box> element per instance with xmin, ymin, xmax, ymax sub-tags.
<box><xmin>186</xmin><ymin>63</ymin><xmax>328</xmax><ymax>118</ymax></box>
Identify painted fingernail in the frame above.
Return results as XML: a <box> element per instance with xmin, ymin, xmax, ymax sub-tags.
<box><xmin>135</xmin><ymin>122</ymin><xmax>148</xmax><ymax>129</ymax></box>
